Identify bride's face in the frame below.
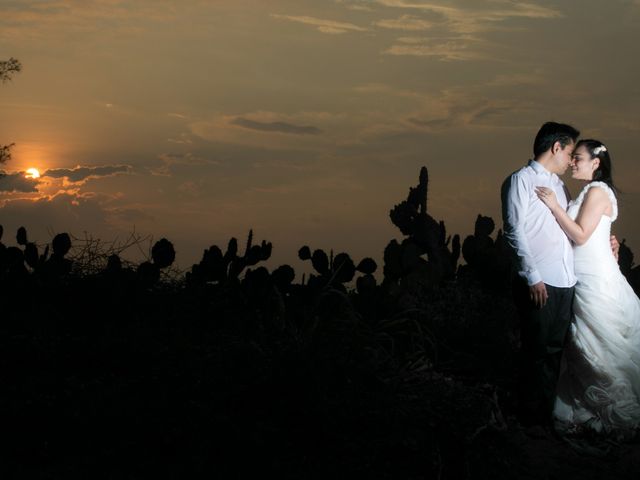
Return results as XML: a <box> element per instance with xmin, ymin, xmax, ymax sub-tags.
<box><xmin>571</xmin><ymin>145</ymin><xmax>600</xmax><ymax>181</ymax></box>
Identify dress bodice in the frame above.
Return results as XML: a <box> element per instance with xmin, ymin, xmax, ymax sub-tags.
<box><xmin>567</xmin><ymin>182</ymin><xmax>619</xmax><ymax>279</ymax></box>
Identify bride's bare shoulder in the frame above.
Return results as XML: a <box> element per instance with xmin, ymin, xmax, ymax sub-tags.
<box><xmin>582</xmin><ymin>185</ymin><xmax>613</xmax><ymax>215</ymax></box>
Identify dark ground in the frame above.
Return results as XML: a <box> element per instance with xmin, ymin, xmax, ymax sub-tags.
<box><xmin>1</xmin><ymin>277</ymin><xmax>640</xmax><ymax>480</ymax></box>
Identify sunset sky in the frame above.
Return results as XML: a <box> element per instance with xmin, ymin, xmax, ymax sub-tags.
<box><xmin>2</xmin><ymin>0</ymin><xmax>640</xmax><ymax>275</ymax></box>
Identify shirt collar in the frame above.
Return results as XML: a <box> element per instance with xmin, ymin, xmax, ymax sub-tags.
<box><xmin>528</xmin><ymin>159</ymin><xmax>555</xmax><ymax>178</ymax></box>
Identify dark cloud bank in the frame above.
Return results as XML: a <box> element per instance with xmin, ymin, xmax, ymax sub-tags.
<box><xmin>0</xmin><ymin>172</ymin><xmax>39</xmax><ymax>192</ymax></box>
<box><xmin>231</xmin><ymin>117</ymin><xmax>322</xmax><ymax>135</ymax></box>
<box><xmin>43</xmin><ymin>165</ymin><xmax>132</xmax><ymax>182</ymax></box>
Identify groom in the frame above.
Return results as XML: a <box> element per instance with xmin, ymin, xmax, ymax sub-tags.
<box><xmin>501</xmin><ymin>121</ymin><xmax>580</xmax><ymax>426</ymax></box>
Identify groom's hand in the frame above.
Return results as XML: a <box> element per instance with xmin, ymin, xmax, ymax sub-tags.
<box><xmin>611</xmin><ymin>235</ymin><xmax>619</xmax><ymax>260</ymax></box>
<box><xmin>529</xmin><ymin>282</ymin><xmax>548</xmax><ymax>308</ymax></box>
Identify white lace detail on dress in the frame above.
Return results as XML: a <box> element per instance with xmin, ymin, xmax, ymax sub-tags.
<box><xmin>573</xmin><ymin>181</ymin><xmax>618</xmax><ymax>222</ymax></box>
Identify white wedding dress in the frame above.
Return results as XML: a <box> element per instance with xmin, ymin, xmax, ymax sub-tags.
<box><xmin>553</xmin><ymin>181</ymin><xmax>640</xmax><ymax>437</ymax></box>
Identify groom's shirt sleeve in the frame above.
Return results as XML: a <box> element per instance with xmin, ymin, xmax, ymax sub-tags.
<box><xmin>502</xmin><ymin>173</ymin><xmax>542</xmax><ymax>286</ymax></box>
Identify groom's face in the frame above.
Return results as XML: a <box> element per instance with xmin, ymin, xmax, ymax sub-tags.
<box><xmin>551</xmin><ymin>140</ymin><xmax>575</xmax><ymax>175</ymax></box>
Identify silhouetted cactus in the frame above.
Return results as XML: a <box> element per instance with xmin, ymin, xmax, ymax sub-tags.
<box><xmin>137</xmin><ymin>261</ymin><xmax>160</xmax><ymax>287</ymax></box>
<box><xmin>356</xmin><ymin>258</ymin><xmax>377</xmax><ymax>275</ymax></box>
<box><xmin>299</xmin><ymin>245</ymin><xmax>376</xmax><ymax>292</ymax></box>
<box><xmin>356</xmin><ymin>274</ymin><xmax>376</xmax><ymax>296</ymax></box>
<box><xmin>24</xmin><ymin>243</ymin><xmax>38</xmax><ymax>270</ymax></box>
<box><xmin>40</xmin><ymin>232</ymin><xmax>73</xmax><ymax>280</ymax></box>
<box><xmin>332</xmin><ymin>253</ymin><xmax>356</xmax><ymax>283</ymax></box>
<box><xmin>272</xmin><ymin>264</ymin><xmax>295</xmax><ymax>291</ymax></box>
<box><xmin>13</xmin><ymin>226</ymin><xmax>42</xmax><ymax>272</ymax></box>
<box><xmin>106</xmin><ymin>254</ymin><xmax>122</xmax><ymax>273</ymax></box>
<box><xmin>4</xmin><ymin>246</ymin><xmax>29</xmax><ymax>283</ymax></box>
<box><xmin>16</xmin><ymin>226</ymin><xmax>27</xmax><ymax>246</ymax></box>
<box><xmin>384</xmin><ymin>166</ymin><xmax>459</xmax><ymax>294</ymax></box>
<box><xmin>355</xmin><ymin>257</ymin><xmax>378</xmax><ymax>296</ymax></box>
<box><xmin>298</xmin><ymin>246</ymin><xmax>311</xmax><ymax>261</ymax></box>
<box><xmin>457</xmin><ymin>215</ymin><xmax>511</xmax><ymax>291</ymax></box>
<box><xmin>151</xmin><ymin>238</ymin><xmax>176</xmax><ymax>269</ymax></box>
<box><xmin>99</xmin><ymin>253</ymin><xmax>136</xmax><ymax>295</ymax></box>
<box><xmin>226</xmin><ymin>237</ymin><xmax>238</xmax><ymax>261</ymax></box>
<box><xmin>137</xmin><ymin>238</ymin><xmax>176</xmax><ymax>288</ymax></box>
<box><xmin>462</xmin><ymin>214</ymin><xmax>495</xmax><ymax>267</ymax></box>
<box><xmin>310</xmin><ymin>249</ymin><xmax>329</xmax><ymax>276</ymax></box>
<box><xmin>187</xmin><ymin>229</ymin><xmax>272</xmax><ymax>287</ymax></box>
<box><xmin>52</xmin><ymin>233</ymin><xmax>72</xmax><ymax>257</ymax></box>
<box><xmin>451</xmin><ymin>234</ymin><xmax>461</xmax><ymax>272</ymax></box>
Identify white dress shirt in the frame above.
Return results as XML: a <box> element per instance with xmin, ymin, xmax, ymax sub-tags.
<box><xmin>502</xmin><ymin>160</ymin><xmax>577</xmax><ymax>288</ymax></box>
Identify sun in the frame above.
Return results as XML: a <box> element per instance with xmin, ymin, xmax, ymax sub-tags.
<box><xmin>25</xmin><ymin>167</ymin><xmax>40</xmax><ymax>179</ymax></box>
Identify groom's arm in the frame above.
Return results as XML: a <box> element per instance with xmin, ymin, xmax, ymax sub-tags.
<box><xmin>501</xmin><ymin>174</ymin><xmax>542</xmax><ymax>286</ymax></box>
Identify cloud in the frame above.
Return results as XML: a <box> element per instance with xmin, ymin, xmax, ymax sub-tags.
<box><xmin>270</xmin><ymin>14</ymin><xmax>368</xmax><ymax>34</ymax></box>
<box><xmin>167</xmin><ymin>133</ymin><xmax>194</xmax><ymax>145</ymax></box>
<box><xmin>407</xmin><ymin>116</ymin><xmax>452</xmax><ymax>129</ymax></box>
<box><xmin>383</xmin><ymin>36</ymin><xmax>486</xmax><ymax>61</ymax></box>
<box><xmin>367</xmin><ymin>0</ymin><xmax>563</xmax><ymax>60</ymax></box>
<box><xmin>42</xmin><ymin>165</ymin><xmax>132</xmax><ymax>183</ymax></box>
<box><xmin>151</xmin><ymin>152</ymin><xmax>219</xmax><ymax>177</ymax></box>
<box><xmin>467</xmin><ymin>105</ymin><xmax>511</xmax><ymax>124</ymax></box>
<box><xmin>346</xmin><ymin>4</ymin><xmax>374</xmax><ymax>12</ymax></box>
<box><xmin>231</xmin><ymin>117</ymin><xmax>322</xmax><ymax>135</ymax></box>
<box><xmin>353</xmin><ymin>82</ymin><xmax>425</xmax><ymax>99</ymax></box>
<box><xmin>0</xmin><ymin>172</ymin><xmax>40</xmax><ymax>192</ymax></box>
<box><xmin>0</xmin><ymin>0</ymin><xmax>180</xmax><ymax>42</ymax></box>
<box><xmin>407</xmin><ymin>92</ymin><xmax>532</xmax><ymax>131</ymax></box>
<box><xmin>327</xmin><ymin>1</ymin><xmax>563</xmax><ymax>64</ymax></box>
<box><xmin>374</xmin><ymin>14</ymin><xmax>433</xmax><ymax>30</ymax></box>
<box><xmin>486</xmin><ymin>72</ymin><xmax>546</xmax><ymax>87</ymax></box>
<box><xmin>373</xmin><ymin>1</ymin><xmax>562</xmax><ymax>32</ymax></box>
<box><xmin>352</xmin><ymin>79</ymin><xmax>547</xmax><ymax>134</ymax></box>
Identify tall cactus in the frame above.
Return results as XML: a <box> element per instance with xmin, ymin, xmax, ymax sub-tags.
<box><xmin>385</xmin><ymin>166</ymin><xmax>458</xmax><ymax>290</ymax></box>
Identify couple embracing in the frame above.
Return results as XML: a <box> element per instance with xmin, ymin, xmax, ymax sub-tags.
<box><xmin>502</xmin><ymin>122</ymin><xmax>640</xmax><ymax>437</ymax></box>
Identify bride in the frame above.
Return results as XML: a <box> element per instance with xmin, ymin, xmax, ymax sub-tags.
<box><xmin>535</xmin><ymin>139</ymin><xmax>640</xmax><ymax>438</ymax></box>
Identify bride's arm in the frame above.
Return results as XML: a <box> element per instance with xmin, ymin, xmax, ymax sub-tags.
<box><xmin>535</xmin><ymin>186</ymin><xmax>610</xmax><ymax>245</ymax></box>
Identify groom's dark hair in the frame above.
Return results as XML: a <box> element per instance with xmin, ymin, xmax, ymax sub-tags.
<box><xmin>533</xmin><ymin>122</ymin><xmax>580</xmax><ymax>158</ymax></box>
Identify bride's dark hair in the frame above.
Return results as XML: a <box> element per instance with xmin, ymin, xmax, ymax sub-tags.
<box><xmin>575</xmin><ymin>139</ymin><xmax>618</xmax><ymax>195</ymax></box>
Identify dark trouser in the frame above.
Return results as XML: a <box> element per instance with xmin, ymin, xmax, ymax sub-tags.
<box><xmin>513</xmin><ymin>279</ymin><xmax>574</xmax><ymax>424</ymax></box>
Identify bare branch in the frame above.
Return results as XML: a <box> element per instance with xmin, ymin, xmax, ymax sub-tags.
<box><xmin>0</xmin><ymin>57</ymin><xmax>22</xmax><ymax>83</ymax></box>
<box><xmin>0</xmin><ymin>143</ymin><xmax>15</xmax><ymax>164</ymax></box>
